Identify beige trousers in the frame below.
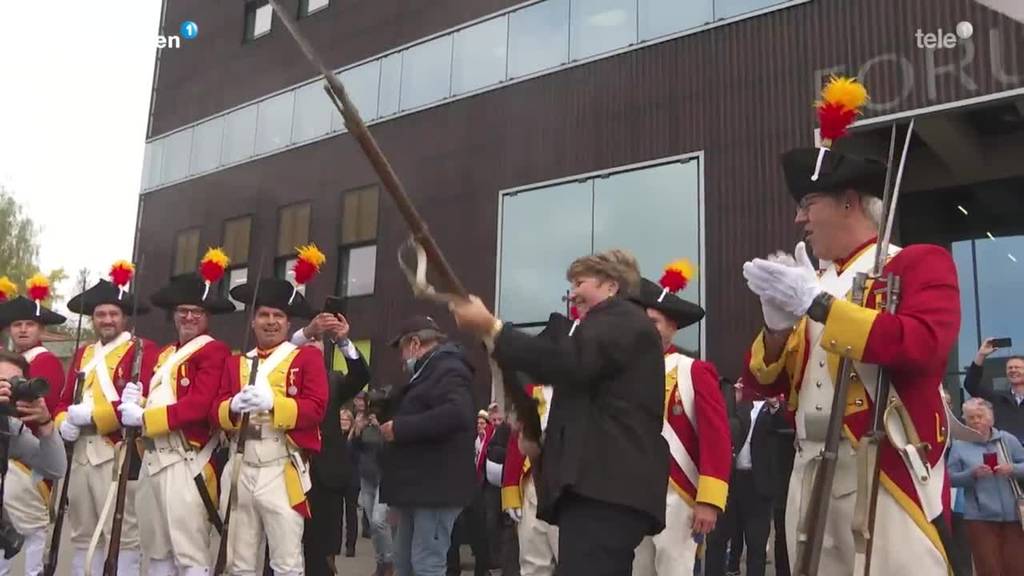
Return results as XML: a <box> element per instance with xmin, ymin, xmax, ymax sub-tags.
<box><xmin>518</xmin><ymin>475</ymin><xmax>558</xmax><ymax>576</ymax></box>
<box><xmin>219</xmin><ymin>457</ymin><xmax>304</xmax><ymax>576</ymax></box>
<box><xmin>68</xmin><ymin>439</ymin><xmax>139</xmax><ymax>552</ymax></box>
<box><xmin>632</xmin><ymin>488</ymin><xmax>697</xmax><ymax>576</ymax></box>
<box><xmin>136</xmin><ymin>453</ymin><xmax>213</xmax><ymax>569</ymax></box>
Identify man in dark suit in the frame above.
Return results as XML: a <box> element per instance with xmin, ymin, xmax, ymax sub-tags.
<box><xmin>965</xmin><ymin>339</ymin><xmax>1024</xmax><ymax>441</ymax></box>
<box><xmin>295</xmin><ymin>312</ymin><xmax>371</xmax><ymax>576</ymax></box>
<box><xmin>706</xmin><ymin>392</ymin><xmax>786</xmax><ymax>576</ymax></box>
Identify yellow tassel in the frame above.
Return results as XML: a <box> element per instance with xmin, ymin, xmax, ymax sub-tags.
<box><xmin>0</xmin><ymin>276</ymin><xmax>17</xmax><ymax>300</ymax></box>
<box><xmin>295</xmin><ymin>244</ymin><xmax>326</xmax><ymax>268</ymax></box>
<box><xmin>201</xmin><ymin>247</ymin><xmax>230</xmax><ymax>268</ymax></box>
<box><xmin>665</xmin><ymin>259</ymin><xmax>696</xmax><ymax>281</ymax></box>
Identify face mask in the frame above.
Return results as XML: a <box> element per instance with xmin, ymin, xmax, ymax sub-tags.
<box><xmin>405</xmin><ymin>357</ymin><xmax>417</xmax><ymax>374</ymax></box>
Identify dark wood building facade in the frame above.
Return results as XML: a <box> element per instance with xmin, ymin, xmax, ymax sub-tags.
<box><xmin>136</xmin><ymin>0</ymin><xmax>1024</xmax><ymax>400</ymax></box>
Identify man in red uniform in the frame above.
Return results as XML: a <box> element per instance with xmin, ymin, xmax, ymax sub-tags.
<box><xmin>117</xmin><ymin>265</ymin><xmax>234</xmax><ymax>576</ymax></box>
<box><xmin>629</xmin><ymin>276</ymin><xmax>731</xmax><ymax>576</ymax></box>
<box><xmin>211</xmin><ymin>277</ymin><xmax>327</xmax><ymax>575</ymax></box>
<box><xmin>740</xmin><ymin>145</ymin><xmax>960</xmax><ymax>574</ymax></box>
<box><xmin>57</xmin><ymin>270</ymin><xmax>159</xmax><ymax>575</ymax></box>
<box><xmin>0</xmin><ymin>280</ymin><xmax>68</xmax><ymax>575</ymax></box>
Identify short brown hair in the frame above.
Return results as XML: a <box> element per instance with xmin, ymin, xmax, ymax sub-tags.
<box><xmin>566</xmin><ymin>249</ymin><xmax>641</xmax><ymax>297</ymax></box>
<box><xmin>0</xmin><ymin>350</ymin><xmax>29</xmax><ymax>376</ymax></box>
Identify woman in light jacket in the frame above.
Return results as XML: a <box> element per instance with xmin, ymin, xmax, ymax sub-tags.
<box><xmin>948</xmin><ymin>397</ymin><xmax>1024</xmax><ymax>576</ymax></box>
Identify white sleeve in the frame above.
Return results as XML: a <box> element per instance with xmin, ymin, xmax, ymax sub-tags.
<box><xmin>339</xmin><ymin>339</ymin><xmax>359</xmax><ymax>360</ymax></box>
<box><xmin>485</xmin><ymin>460</ymin><xmax>503</xmax><ymax>487</ymax></box>
<box><xmin>290</xmin><ymin>328</ymin><xmax>310</xmax><ymax>347</ymax></box>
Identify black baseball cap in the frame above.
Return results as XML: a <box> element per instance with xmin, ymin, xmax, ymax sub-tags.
<box><xmin>389</xmin><ymin>315</ymin><xmax>443</xmax><ymax>347</ymax></box>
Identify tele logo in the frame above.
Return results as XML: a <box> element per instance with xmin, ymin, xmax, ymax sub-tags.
<box><xmin>915</xmin><ymin>21</ymin><xmax>973</xmax><ymax>49</ymax></box>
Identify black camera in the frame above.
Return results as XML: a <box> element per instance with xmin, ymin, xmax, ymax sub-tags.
<box><xmin>0</xmin><ymin>517</ymin><xmax>23</xmax><ymax>560</ymax></box>
<box><xmin>6</xmin><ymin>376</ymin><xmax>48</xmax><ymax>403</ymax></box>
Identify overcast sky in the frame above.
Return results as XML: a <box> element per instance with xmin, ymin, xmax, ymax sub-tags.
<box><xmin>0</xmin><ymin>1</ymin><xmax>161</xmax><ymax>310</ymax></box>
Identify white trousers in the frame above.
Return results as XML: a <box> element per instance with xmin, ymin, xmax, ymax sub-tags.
<box><xmin>0</xmin><ymin>528</ymin><xmax>45</xmax><ymax>576</ymax></box>
<box><xmin>632</xmin><ymin>488</ymin><xmax>698</xmax><ymax>576</ymax></box>
<box><xmin>67</xmin><ymin>454</ymin><xmax>140</xmax><ymax>575</ymax></box>
<box><xmin>136</xmin><ymin>454</ymin><xmax>213</xmax><ymax>570</ymax></box>
<box><xmin>786</xmin><ymin>440</ymin><xmax>947</xmax><ymax>575</ymax></box>
<box><xmin>517</xmin><ymin>476</ymin><xmax>558</xmax><ymax>576</ymax></box>
<box><xmin>219</xmin><ymin>458</ymin><xmax>304</xmax><ymax>576</ymax></box>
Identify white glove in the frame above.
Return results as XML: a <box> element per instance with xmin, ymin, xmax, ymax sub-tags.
<box><xmin>246</xmin><ymin>385</ymin><xmax>274</xmax><ymax>412</ymax></box>
<box><xmin>229</xmin><ymin>390</ymin><xmax>252</xmax><ymax>414</ymax></box>
<box><xmin>119</xmin><ymin>402</ymin><xmax>144</xmax><ymax>428</ymax></box>
<box><xmin>59</xmin><ymin>420</ymin><xmax>81</xmax><ymax>442</ymax></box>
<box><xmin>743</xmin><ymin>242</ymin><xmax>821</xmax><ymax>317</ymax></box>
<box><xmin>67</xmin><ymin>403</ymin><xmax>93</xmax><ymax>427</ymax></box>
<box><xmin>120</xmin><ymin>382</ymin><xmax>142</xmax><ymax>406</ymax></box>
<box><xmin>507</xmin><ymin>508</ymin><xmax>522</xmax><ymax>524</ymax></box>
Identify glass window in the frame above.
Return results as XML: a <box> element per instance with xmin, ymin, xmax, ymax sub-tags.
<box><xmin>332</xmin><ymin>61</ymin><xmax>382</xmax><ymax>131</ymax></box>
<box><xmin>341</xmin><ymin>186</ymin><xmax>379</xmax><ymax>245</ymax></box>
<box><xmin>223</xmin><ymin>216</ymin><xmax>253</xmax><ymax>264</ymax></box>
<box><xmin>161</xmin><ymin>128</ymin><xmax>193</xmax><ymax>183</ymax></box>
<box><xmin>190</xmin><ymin>117</ymin><xmax>224</xmax><ymax>175</ymax></box>
<box><xmin>400</xmin><ymin>35</ymin><xmax>453</xmax><ymax>111</ymax></box>
<box><xmin>593</xmin><ymin>161</ymin><xmax>702</xmax><ymax>351</ymax></box>
<box><xmin>570</xmin><ymin>0</ymin><xmax>637</xmax><ymax>61</ymax></box>
<box><xmin>953</xmin><ymin>241</ymin><xmax>978</xmax><ymax>371</ymax></box>
<box><xmin>245</xmin><ymin>1</ymin><xmax>273</xmax><ymax>41</ymax></box>
<box><xmin>221</xmin><ymin>104</ymin><xmax>258</xmax><ymax>165</ymax></box>
<box><xmin>452</xmin><ymin>16</ymin><xmax>508</xmax><ymax>96</ymax></box>
<box><xmin>714</xmin><ymin>0</ymin><xmax>777</xmax><ymax>20</ymax></box>
<box><xmin>498</xmin><ymin>181</ymin><xmax>593</xmax><ymax>325</ymax></box>
<box><xmin>226</xmin><ymin>267</ymin><xmax>249</xmax><ymax>311</ymax></box>
<box><xmin>639</xmin><ymin>0</ymin><xmax>713</xmax><ymax>41</ymax></box>
<box><xmin>142</xmin><ymin>140</ymin><xmax>164</xmax><ymax>189</ymax></box>
<box><xmin>276</xmin><ymin>257</ymin><xmax>306</xmax><ymax>295</ymax></box>
<box><xmin>976</xmin><ymin>235</ymin><xmax>1024</xmax><ymax>358</ymax></box>
<box><xmin>302</xmin><ymin>0</ymin><xmax>329</xmax><ymax>16</ymax></box>
<box><xmin>173</xmin><ymin>228</ymin><xmax>201</xmax><ymax>277</ymax></box>
<box><xmin>378</xmin><ymin>53</ymin><xmax>402</xmax><ymax>117</ymax></box>
<box><xmin>292</xmin><ymin>81</ymin><xmax>333</xmax><ymax>143</ymax></box>
<box><xmin>508</xmin><ymin>0</ymin><xmax>569</xmax><ymax>79</ymax></box>
<box><xmin>255</xmin><ymin>91</ymin><xmax>295</xmax><ymax>155</ymax></box>
<box><xmin>339</xmin><ymin>244</ymin><xmax>377</xmax><ymax>297</ymax></box>
<box><xmin>277</xmin><ymin>203</ymin><xmax>312</xmax><ymax>256</ymax></box>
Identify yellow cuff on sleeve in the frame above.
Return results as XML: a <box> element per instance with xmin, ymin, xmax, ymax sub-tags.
<box><xmin>143</xmin><ymin>406</ymin><xmax>170</xmax><ymax>438</ymax></box>
<box><xmin>54</xmin><ymin>411</ymin><xmax>67</xmax><ymax>429</ymax></box>
<box><xmin>92</xmin><ymin>403</ymin><xmax>121</xmax><ymax>435</ymax></box>
<box><xmin>696</xmin><ymin>475</ymin><xmax>729</xmax><ymax>511</ymax></box>
<box><xmin>820</xmin><ymin>299</ymin><xmax>878</xmax><ymax>362</ymax></box>
<box><xmin>501</xmin><ymin>485</ymin><xmax>522</xmax><ymax>511</ymax></box>
<box><xmin>218</xmin><ymin>400</ymin><xmax>239</xmax><ymax>431</ymax></box>
<box><xmin>273</xmin><ymin>397</ymin><xmax>298</xmax><ymax>430</ymax></box>
<box><xmin>749</xmin><ymin>329</ymin><xmax>796</xmax><ymax>385</ymax></box>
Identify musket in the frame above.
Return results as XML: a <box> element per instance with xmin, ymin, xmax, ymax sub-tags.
<box><xmin>213</xmin><ymin>256</ymin><xmax>265</xmax><ymax>575</ymax></box>
<box><xmin>794</xmin><ymin>119</ymin><xmax>916</xmax><ymax>576</ymax></box>
<box><xmin>104</xmin><ymin>260</ymin><xmax>146</xmax><ymax>576</ymax></box>
<box><xmin>42</xmin><ymin>274</ymin><xmax>90</xmax><ymax>576</ymax></box>
<box><xmin>265</xmin><ymin>0</ymin><xmax>466</xmax><ymax>299</ymax></box>
<box><xmin>852</xmin><ymin>118</ymin><xmax>917</xmax><ymax>576</ymax></box>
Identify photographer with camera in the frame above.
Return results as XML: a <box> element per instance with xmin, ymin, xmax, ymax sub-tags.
<box><xmin>378</xmin><ymin>315</ymin><xmax>476</xmax><ymax>576</ymax></box>
<box><xmin>0</xmin><ymin>350</ymin><xmax>67</xmax><ymax>574</ymax></box>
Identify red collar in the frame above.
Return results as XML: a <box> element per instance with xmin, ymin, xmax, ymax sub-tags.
<box><xmin>664</xmin><ymin>345</ymin><xmax>680</xmax><ymax>356</ymax></box>
<box><xmin>834</xmin><ymin>237</ymin><xmax>877</xmax><ymax>273</ymax></box>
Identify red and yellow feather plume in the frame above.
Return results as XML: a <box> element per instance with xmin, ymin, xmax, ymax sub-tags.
<box><xmin>292</xmin><ymin>244</ymin><xmax>326</xmax><ymax>286</ymax></box>
<box><xmin>816</xmin><ymin>76</ymin><xmax>869</xmax><ymax>146</ymax></box>
<box><xmin>200</xmin><ymin>247</ymin><xmax>230</xmax><ymax>285</ymax></box>
<box><xmin>26</xmin><ymin>273</ymin><xmax>50</xmax><ymax>304</ymax></box>
<box><xmin>0</xmin><ymin>277</ymin><xmax>16</xmax><ymax>302</ymax></box>
<box><xmin>659</xmin><ymin>259</ymin><xmax>695</xmax><ymax>294</ymax></box>
<box><xmin>109</xmin><ymin>260</ymin><xmax>135</xmax><ymax>289</ymax></box>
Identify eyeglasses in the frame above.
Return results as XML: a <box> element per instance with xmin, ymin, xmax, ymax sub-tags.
<box><xmin>175</xmin><ymin>308</ymin><xmax>207</xmax><ymax>319</ymax></box>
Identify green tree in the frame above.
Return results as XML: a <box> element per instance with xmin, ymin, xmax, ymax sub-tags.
<box><xmin>0</xmin><ymin>185</ymin><xmax>71</xmax><ymax>312</ymax></box>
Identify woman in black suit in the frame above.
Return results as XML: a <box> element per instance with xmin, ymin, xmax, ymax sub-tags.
<box><xmin>451</xmin><ymin>249</ymin><xmax>668</xmax><ymax>576</ymax></box>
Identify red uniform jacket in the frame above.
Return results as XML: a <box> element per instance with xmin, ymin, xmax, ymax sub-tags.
<box><xmin>143</xmin><ymin>337</ymin><xmax>231</xmax><ymax>447</ymax></box>
<box><xmin>25</xmin><ymin>348</ymin><xmax>65</xmax><ymax>415</ymax></box>
<box><xmin>211</xmin><ymin>343</ymin><xmax>328</xmax><ymax>454</ymax></box>
<box><xmin>55</xmin><ymin>336</ymin><xmax>160</xmax><ymax>441</ymax></box>
<box><xmin>745</xmin><ymin>243</ymin><xmax>960</xmax><ymax>531</ymax></box>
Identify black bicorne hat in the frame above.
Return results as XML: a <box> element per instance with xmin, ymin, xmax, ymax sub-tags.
<box><xmin>150</xmin><ymin>274</ymin><xmax>236</xmax><ymax>315</ymax></box>
<box><xmin>630</xmin><ymin>278</ymin><xmax>705</xmax><ymax>329</ymax></box>
<box><xmin>229</xmin><ymin>278</ymin><xmax>314</xmax><ymax>319</ymax></box>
